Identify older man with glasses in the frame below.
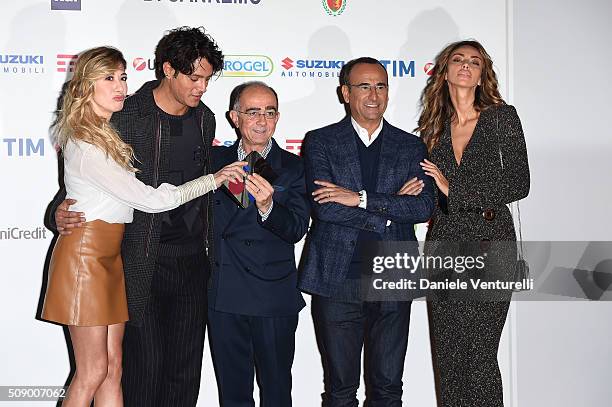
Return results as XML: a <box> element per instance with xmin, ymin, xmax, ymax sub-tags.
<box><xmin>207</xmin><ymin>81</ymin><xmax>310</xmax><ymax>407</ymax></box>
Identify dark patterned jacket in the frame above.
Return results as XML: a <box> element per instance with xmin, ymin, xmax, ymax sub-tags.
<box><xmin>298</xmin><ymin>116</ymin><xmax>435</xmax><ymax>299</ymax></box>
<box><xmin>48</xmin><ymin>80</ymin><xmax>216</xmax><ymax>324</ymax></box>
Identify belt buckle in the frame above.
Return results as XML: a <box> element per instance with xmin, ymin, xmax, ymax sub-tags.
<box><xmin>482</xmin><ymin>208</ymin><xmax>495</xmax><ymax>221</ymax></box>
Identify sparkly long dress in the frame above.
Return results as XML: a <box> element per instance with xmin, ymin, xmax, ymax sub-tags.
<box><xmin>426</xmin><ymin>104</ymin><xmax>530</xmax><ymax>406</ymax></box>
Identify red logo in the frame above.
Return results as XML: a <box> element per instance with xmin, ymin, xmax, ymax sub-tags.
<box><xmin>133</xmin><ymin>58</ymin><xmax>147</xmax><ymax>71</ymax></box>
<box><xmin>285</xmin><ymin>139</ymin><xmax>303</xmax><ymax>155</ymax></box>
<box><xmin>323</xmin><ymin>0</ymin><xmax>346</xmax><ymax>16</ymax></box>
<box><xmin>56</xmin><ymin>54</ymin><xmax>78</xmax><ymax>73</ymax></box>
<box><xmin>423</xmin><ymin>63</ymin><xmax>435</xmax><ymax>76</ymax></box>
<box><xmin>281</xmin><ymin>57</ymin><xmax>294</xmax><ymax>70</ymax></box>
<box><xmin>327</xmin><ymin>0</ymin><xmax>343</xmax><ymax>12</ymax></box>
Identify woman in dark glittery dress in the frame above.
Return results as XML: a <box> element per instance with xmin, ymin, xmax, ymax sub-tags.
<box><xmin>414</xmin><ymin>40</ymin><xmax>530</xmax><ymax>406</ymax></box>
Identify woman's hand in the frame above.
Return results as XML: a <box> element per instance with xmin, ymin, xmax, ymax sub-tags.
<box><xmin>420</xmin><ymin>159</ymin><xmax>449</xmax><ymax>196</ymax></box>
<box><xmin>213</xmin><ymin>161</ymin><xmax>248</xmax><ymax>187</ymax></box>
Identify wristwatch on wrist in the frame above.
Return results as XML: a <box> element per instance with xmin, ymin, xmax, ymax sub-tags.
<box><xmin>358</xmin><ymin>190</ymin><xmax>366</xmax><ymax>208</ymax></box>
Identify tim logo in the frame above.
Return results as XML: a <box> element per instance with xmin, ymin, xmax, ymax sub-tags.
<box><xmin>281</xmin><ymin>57</ymin><xmax>294</xmax><ymax>70</ymax></box>
<box><xmin>2</xmin><ymin>138</ymin><xmax>45</xmax><ymax>157</ymax></box>
<box><xmin>322</xmin><ymin>0</ymin><xmax>346</xmax><ymax>16</ymax></box>
<box><xmin>57</xmin><ymin>54</ymin><xmax>78</xmax><ymax>73</ymax></box>
<box><xmin>285</xmin><ymin>139</ymin><xmax>302</xmax><ymax>155</ymax></box>
<box><xmin>51</xmin><ymin>0</ymin><xmax>81</xmax><ymax>11</ymax></box>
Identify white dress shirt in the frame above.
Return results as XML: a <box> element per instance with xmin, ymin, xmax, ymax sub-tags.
<box><xmin>350</xmin><ymin>117</ymin><xmax>384</xmax><ymax>209</ymax></box>
<box><xmin>350</xmin><ymin>117</ymin><xmax>391</xmax><ymax>226</ymax></box>
<box><xmin>64</xmin><ymin>139</ymin><xmax>186</xmax><ymax>223</ymax></box>
<box><xmin>351</xmin><ymin>117</ymin><xmax>383</xmax><ymax>147</ymax></box>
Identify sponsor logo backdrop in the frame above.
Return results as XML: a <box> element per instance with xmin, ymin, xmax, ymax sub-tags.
<box><xmin>0</xmin><ymin>1</ymin><xmax>509</xmax><ymax>405</ymax></box>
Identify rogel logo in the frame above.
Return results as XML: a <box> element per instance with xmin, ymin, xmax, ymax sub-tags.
<box><xmin>132</xmin><ymin>57</ymin><xmax>154</xmax><ymax>72</ymax></box>
<box><xmin>222</xmin><ymin>55</ymin><xmax>273</xmax><ymax>77</ymax></box>
<box><xmin>51</xmin><ymin>0</ymin><xmax>81</xmax><ymax>11</ymax></box>
<box><xmin>2</xmin><ymin>138</ymin><xmax>45</xmax><ymax>157</ymax></box>
<box><xmin>0</xmin><ymin>226</ymin><xmax>48</xmax><ymax>240</ymax></box>
<box><xmin>0</xmin><ymin>54</ymin><xmax>45</xmax><ymax>75</ymax></box>
<box><xmin>57</xmin><ymin>54</ymin><xmax>78</xmax><ymax>73</ymax></box>
<box><xmin>322</xmin><ymin>0</ymin><xmax>346</xmax><ymax>16</ymax></box>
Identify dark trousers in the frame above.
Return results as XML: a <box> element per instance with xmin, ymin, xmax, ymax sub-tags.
<box><xmin>428</xmin><ymin>300</ymin><xmax>510</xmax><ymax>407</ymax></box>
<box><xmin>311</xmin><ymin>295</ymin><xmax>412</xmax><ymax>407</ymax></box>
<box><xmin>122</xmin><ymin>252</ymin><xmax>209</xmax><ymax>407</ymax></box>
<box><xmin>207</xmin><ymin>309</ymin><xmax>298</xmax><ymax>407</ymax></box>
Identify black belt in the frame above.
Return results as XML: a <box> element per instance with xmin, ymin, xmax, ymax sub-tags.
<box><xmin>453</xmin><ymin>207</ymin><xmax>497</xmax><ymax>221</ymax></box>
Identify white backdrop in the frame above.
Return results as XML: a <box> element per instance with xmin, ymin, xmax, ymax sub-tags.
<box><xmin>0</xmin><ymin>1</ymin><xmax>513</xmax><ymax>405</ymax></box>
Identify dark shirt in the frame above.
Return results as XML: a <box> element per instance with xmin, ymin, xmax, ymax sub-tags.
<box><xmin>347</xmin><ymin>132</ymin><xmax>384</xmax><ymax>279</ymax></box>
<box><xmin>159</xmin><ymin>108</ymin><xmax>206</xmax><ymax>245</ymax></box>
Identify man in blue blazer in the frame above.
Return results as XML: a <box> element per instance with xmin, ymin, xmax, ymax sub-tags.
<box><xmin>208</xmin><ymin>81</ymin><xmax>309</xmax><ymax>407</ymax></box>
<box><xmin>300</xmin><ymin>57</ymin><xmax>435</xmax><ymax>406</ymax></box>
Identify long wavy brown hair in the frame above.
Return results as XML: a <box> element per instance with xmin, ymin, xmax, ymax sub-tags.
<box><xmin>55</xmin><ymin>46</ymin><xmax>135</xmax><ymax>171</ymax></box>
<box><xmin>416</xmin><ymin>40</ymin><xmax>505</xmax><ymax>152</ymax></box>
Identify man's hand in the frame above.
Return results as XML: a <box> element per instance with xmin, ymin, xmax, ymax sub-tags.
<box><xmin>245</xmin><ymin>173</ymin><xmax>274</xmax><ymax>214</ymax></box>
<box><xmin>420</xmin><ymin>159</ymin><xmax>449</xmax><ymax>196</ymax></box>
<box><xmin>397</xmin><ymin>177</ymin><xmax>424</xmax><ymax>196</ymax></box>
<box><xmin>55</xmin><ymin>199</ymin><xmax>85</xmax><ymax>235</ymax></box>
<box><xmin>213</xmin><ymin>161</ymin><xmax>248</xmax><ymax>188</ymax></box>
<box><xmin>312</xmin><ymin>180</ymin><xmax>359</xmax><ymax>207</ymax></box>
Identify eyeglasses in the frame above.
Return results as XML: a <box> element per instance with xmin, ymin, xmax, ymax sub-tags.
<box><xmin>449</xmin><ymin>57</ymin><xmax>482</xmax><ymax>68</ymax></box>
<box><xmin>236</xmin><ymin>109</ymin><xmax>278</xmax><ymax>120</ymax></box>
<box><xmin>347</xmin><ymin>83</ymin><xmax>389</xmax><ymax>93</ymax></box>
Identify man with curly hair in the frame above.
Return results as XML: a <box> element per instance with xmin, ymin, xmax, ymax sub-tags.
<box><xmin>51</xmin><ymin>27</ymin><xmax>243</xmax><ymax>406</ymax></box>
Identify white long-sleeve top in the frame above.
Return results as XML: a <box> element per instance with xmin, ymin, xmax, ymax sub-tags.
<box><xmin>63</xmin><ymin>139</ymin><xmax>185</xmax><ymax>223</ymax></box>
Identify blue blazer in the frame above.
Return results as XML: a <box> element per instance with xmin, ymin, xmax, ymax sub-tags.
<box><xmin>298</xmin><ymin>116</ymin><xmax>435</xmax><ymax>298</ymax></box>
<box><xmin>208</xmin><ymin>140</ymin><xmax>308</xmax><ymax>317</ymax></box>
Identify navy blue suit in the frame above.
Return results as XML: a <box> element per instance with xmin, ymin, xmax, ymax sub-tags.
<box><xmin>300</xmin><ymin>117</ymin><xmax>434</xmax><ymax>406</ymax></box>
<box><xmin>208</xmin><ymin>139</ymin><xmax>308</xmax><ymax>407</ymax></box>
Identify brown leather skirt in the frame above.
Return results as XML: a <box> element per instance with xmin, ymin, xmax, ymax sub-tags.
<box><xmin>42</xmin><ymin>220</ymin><xmax>128</xmax><ymax>326</ymax></box>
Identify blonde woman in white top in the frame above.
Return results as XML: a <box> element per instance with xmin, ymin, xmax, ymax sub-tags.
<box><xmin>41</xmin><ymin>47</ymin><xmax>244</xmax><ymax>407</ymax></box>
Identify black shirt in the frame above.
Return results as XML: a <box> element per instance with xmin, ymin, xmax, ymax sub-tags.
<box><xmin>159</xmin><ymin>108</ymin><xmax>206</xmax><ymax>245</ymax></box>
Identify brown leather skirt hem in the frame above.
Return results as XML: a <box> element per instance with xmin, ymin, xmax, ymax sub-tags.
<box><xmin>42</xmin><ymin>220</ymin><xmax>129</xmax><ymax>327</ymax></box>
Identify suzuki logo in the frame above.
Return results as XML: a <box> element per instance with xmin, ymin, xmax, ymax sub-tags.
<box><xmin>281</xmin><ymin>57</ymin><xmax>294</xmax><ymax>70</ymax></box>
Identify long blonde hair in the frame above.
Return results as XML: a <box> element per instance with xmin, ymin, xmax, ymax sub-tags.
<box><xmin>416</xmin><ymin>40</ymin><xmax>505</xmax><ymax>152</ymax></box>
<box><xmin>55</xmin><ymin>46</ymin><xmax>135</xmax><ymax>171</ymax></box>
